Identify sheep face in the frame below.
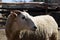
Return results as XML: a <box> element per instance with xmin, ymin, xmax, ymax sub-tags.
<box><xmin>11</xmin><ymin>10</ymin><xmax>37</xmax><ymax>31</ymax></box>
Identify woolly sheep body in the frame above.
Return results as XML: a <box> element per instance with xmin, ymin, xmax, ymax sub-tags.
<box><xmin>32</xmin><ymin>15</ymin><xmax>58</xmax><ymax>40</ymax></box>
<box><xmin>19</xmin><ymin>15</ymin><xmax>58</xmax><ymax>40</ymax></box>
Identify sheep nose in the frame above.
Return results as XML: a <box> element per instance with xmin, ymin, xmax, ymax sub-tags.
<box><xmin>34</xmin><ymin>26</ymin><xmax>37</xmax><ymax>29</ymax></box>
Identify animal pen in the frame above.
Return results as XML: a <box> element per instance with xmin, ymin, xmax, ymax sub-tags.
<box><xmin>0</xmin><ymin>2</ymin><xmax>60</xmax><ymax>28</ymax></box>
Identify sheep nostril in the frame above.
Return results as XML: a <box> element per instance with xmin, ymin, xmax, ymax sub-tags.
<box><xmin>34</xmin><ymin>26</ymin><xmax>37</xmax><ymax>29</ymax></box>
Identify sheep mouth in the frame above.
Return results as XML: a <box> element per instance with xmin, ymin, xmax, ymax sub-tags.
<box><xmin>32</xmin><ymin>28</ymin><xmax>37</xmax><ymax>31</ymax></box>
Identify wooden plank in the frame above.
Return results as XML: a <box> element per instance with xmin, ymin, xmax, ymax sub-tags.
<box><xmin>0</xmin><ymin>2</ymin><xmax>44</xmax><ymax>5</ymax></box>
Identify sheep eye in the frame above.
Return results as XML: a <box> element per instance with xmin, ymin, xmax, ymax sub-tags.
<box><xmin>22</xmin><ymin>16</ymin><xmax>25</xmax><ymax>19</ymax></box>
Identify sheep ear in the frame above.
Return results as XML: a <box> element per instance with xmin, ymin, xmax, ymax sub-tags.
<box><xmin>15</xmin><ymin>11</ymin><xmax>21</xmax><ymax>15</ymax></box>
<box><xmin>23</xmin><ymin>10</ymin><xmax>28</xmax><ymax>13</ymax></box>
<box><xmin>12</xmin><ymin>10</ymin><xmax>22</xmax><ymax>15</ymax></box>
<box><xmin>11</xmin><ymin>11</ymin><xmax>17</xmax><ymax>17</ymax></box>
<box><xmin>11</xmin><ymin>10</ymin><xmax>21</xmax><ymax>16</ymax></box>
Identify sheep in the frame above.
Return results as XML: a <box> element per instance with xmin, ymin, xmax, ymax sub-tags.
<box><xmin>18</xmin><ymin>11</ymin><xmax>58</xmax><ymax>40</ymax></box>
<box><xmin>5</xmin><ymin>10</ymin><xmax>37</xmax><ymax>40</ymax></box>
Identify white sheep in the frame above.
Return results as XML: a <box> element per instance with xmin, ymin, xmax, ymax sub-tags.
<box><xmin>19</xmin><ymin>11</ymin><xmax>58</xmax><ymax>40</ymax></box>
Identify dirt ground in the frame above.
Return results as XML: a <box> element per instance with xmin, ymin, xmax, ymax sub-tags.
<box><xmin>0</xmin><ymin>29</ymin><xmax>60</xmax><ymax>40</ymax></box>
<box><xmin>0</xmin><ymin>29</ymin><xmax>7</xmax><ymax>40</ymax></box>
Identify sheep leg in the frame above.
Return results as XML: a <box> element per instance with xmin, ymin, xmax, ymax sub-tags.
<box><xmin>45</xmin><ymin>34</ymin><xmax>49</xmax><ymax>40</ymax></box>
<box><xmin>50</xmin><ymin>31</ymin><xmax>58</xmax><ymax>40</ymax></box>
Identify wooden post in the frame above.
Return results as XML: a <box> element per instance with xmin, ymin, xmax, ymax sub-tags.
<box><xmin>45</xmin><ymin>0</ymin><xmax>48</xmax><ymax>14</ymax></box>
